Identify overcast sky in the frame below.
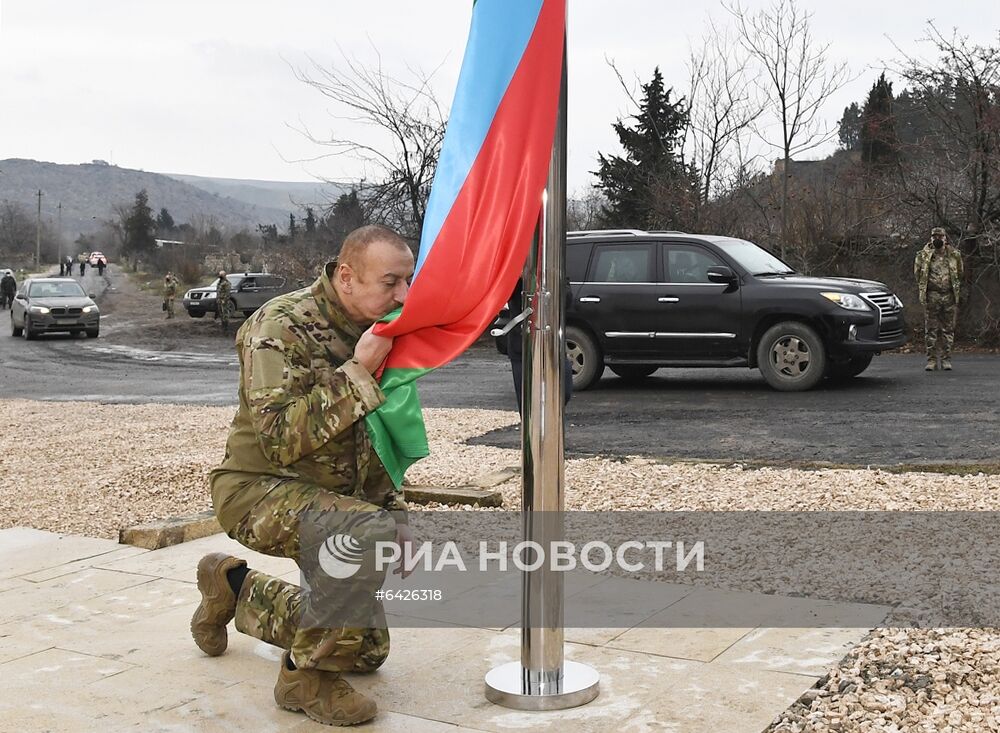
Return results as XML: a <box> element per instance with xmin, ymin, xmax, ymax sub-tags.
<box><xmin>1</xmin><ymin>1</ymin><xmax>997</xmax><ymax>194</ymax></box>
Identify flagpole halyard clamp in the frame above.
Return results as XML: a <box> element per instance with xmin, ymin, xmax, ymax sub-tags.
<box><xmin>490</xmin><ymin>307</ymin><xmax>533</xmax><ymax>337</ymax></box>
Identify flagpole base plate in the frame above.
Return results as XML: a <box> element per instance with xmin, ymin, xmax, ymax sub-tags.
<box><xmin>484</xmin><ymin>661</ymin><xmax>599</xmax><ymax>710</ymax></box>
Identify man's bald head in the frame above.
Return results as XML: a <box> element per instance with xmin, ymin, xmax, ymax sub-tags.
<box><xmin>339</xmin><ymin>225</ymin><xmax>411</xmax><ymax>276</ymax></box>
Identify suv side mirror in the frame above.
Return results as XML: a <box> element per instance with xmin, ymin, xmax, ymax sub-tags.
<box><xmin>89</xmin><ymin>292</ymin><xmax>96</xmax><ymax>299</ymax></box>
<box><xmin>706</xmin><ymin>266</ymin><xmax>737</xmax><ymax>284</ymax></box>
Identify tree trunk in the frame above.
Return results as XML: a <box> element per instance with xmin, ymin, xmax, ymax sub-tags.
<box><xmin>781</xmin><ymin>153</ymin><xmax>790</xmax><ymax>261</ymax></box>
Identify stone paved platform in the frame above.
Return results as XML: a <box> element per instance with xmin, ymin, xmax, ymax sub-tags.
<box><xmin>0</xmin><ymin>527</ymin><xmax>889</xmax><ymax>732</ymax></box>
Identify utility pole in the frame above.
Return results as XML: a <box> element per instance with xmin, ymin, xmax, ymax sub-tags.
<box><xmin>57</xmin><ymin>202</ymin><xmax>63</xmax><ymax>266</ymax></box>
<box><xmin>35</xmin><ymin>190</ymin><xmax>42</xmax><ymax>269</ymax></box>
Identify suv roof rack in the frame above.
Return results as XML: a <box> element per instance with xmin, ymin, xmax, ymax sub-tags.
<box><xmin>646</xmin><ymin>230</ymin><xmax>687</xmax><ymax>235</ymax></box>
<box><xmin>567</xmin><ymin>229</ymin><xmax>647</xmax><ymax>237</ymax></box>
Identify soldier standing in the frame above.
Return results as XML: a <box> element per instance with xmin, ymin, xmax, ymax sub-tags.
<box><xmin>914</xmin><ymin>226</ymin><xmax>964</xmax><ymax>371</ymax></box>
<box><xmin>215</xmin><ymin>270</ymin><xmax>232</xmax><ymax>334</ymax></box>
<box><xmin>163</xmin><ymin>273</ymin><xmax>177</xmax><ymax>319</ymax></box>
<box><xmin>192</xmin><ymin>225</ymin><xmax>415</xmax><ymax>726</ymax></box>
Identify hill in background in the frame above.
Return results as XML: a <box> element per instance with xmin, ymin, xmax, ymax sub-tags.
<box><xmin>0</xmin><ymin>158</ymin><xmax>338</xmax><ymax>239</ymax></box>
<box><xmin>162</xmin><ymin>172</ymin><xmax>341</xmax><ymax>215</ymax></box>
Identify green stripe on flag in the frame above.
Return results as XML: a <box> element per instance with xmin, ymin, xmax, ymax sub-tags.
<box><xmin>365</xmin><ymin>307</ymin><xmax>431</xmax><ymax>489</ymax></box>
<box><xmin>366</xmin><ymin>366</ymin><xmax>432</xmax><ymax>489</ymax></box>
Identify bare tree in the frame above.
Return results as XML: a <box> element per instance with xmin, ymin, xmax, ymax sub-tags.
<box><xmin>686</xmin><ymin>20</ymin><xmax>764</xmax><ymax>205</ymax></box>
<box><xmin>0</xmin><ymin>201</ymin><xmax>35</xmax><ymax>256</ymax></box>
<box><xmin>726</xmin><ymin>0</ymin><xmax>850</xmax><ymax>259</ymax></box>
<box><xmin>567</xmin><ymin>186</ymin><xmax>607</xmax><ymax>232</ymax></box>
<box><xmin>293</xmin><ymin>48</ymin><xmax>447</xmax><ymax>242</ymax></box>
<box><xmin>890</xmin><ymin>23</ymin><xmax>1000</xmax><ymax>242</ymax></box>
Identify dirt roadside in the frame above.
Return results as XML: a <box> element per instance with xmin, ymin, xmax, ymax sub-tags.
<box><xmin>96</xmin><ymin>265</ymin><xmax>242</xmax><ymax>353</ymax></box>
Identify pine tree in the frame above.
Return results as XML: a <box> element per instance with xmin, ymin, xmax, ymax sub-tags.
<box><xmin>838</xmin><ymin>102</ymin><xmax>862</xmax><ymax>150</ymax></box>
<box><xmin>122</xmin><ymin>189</ymin><xmax>156</xmax><ymax>260</ymax></box>
<box><xmin>594</xmin><ymin>67</ymin><xmax>697</xmax><ymax>229</ymax></box>
<box><xmin>304</xmin><ymin>207</ymin><xmax>317</xmax><ymax>234</ymax></box>
<box><xmin>325</xmin><ymin>189</ymin><xmax>367</xmax><ymax>254</ymax></box>
<box><xmin>156</xmin><ymin>207</ymin><xmax>175</xmax><ymax>231</ymax></box>
<box><xmin>860</xmin><ymin>73</ymin><xmax>900</xmax><ymax>166</ymax></box>
<box><xmin>288</xmin><ymin>213</ymin><xmax>298</xmax><ymax>241</ymax></box>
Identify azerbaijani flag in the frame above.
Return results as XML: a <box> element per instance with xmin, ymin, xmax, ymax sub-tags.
<box><xmin>365</xmin><ymin>0</ymin><xmax>566</xmax><ymax>487</ymax></box>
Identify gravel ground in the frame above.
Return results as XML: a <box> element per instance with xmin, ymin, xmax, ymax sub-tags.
<box><xmin>2</xmin><ymin>398</ymin><xmax>998</xmax><ymax>732</ymax></box>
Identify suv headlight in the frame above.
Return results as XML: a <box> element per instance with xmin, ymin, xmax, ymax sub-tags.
<box><xmin>821</xmin><ymin>292</ymin><xmax>870</xmax><ymax>311</ymax></box>
<box><xmin>82</xmin><ymin>305</ymin><xmax>97</xmax><ymax>314</ymax></box>
<box><xmin>203</xmin><ymin>291</ymin><xmax>216</xmax><ymax>299</ymax></box>
<box><xmin>29</xmin><ymin>305</ymin><xmax>50</xmax><ymax>314</ymax></box>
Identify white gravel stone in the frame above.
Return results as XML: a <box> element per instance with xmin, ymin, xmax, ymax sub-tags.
<box><xmin>3</xmin><ymin>398</ymin><xmax>999</xmax><ymax>731</ymax></box>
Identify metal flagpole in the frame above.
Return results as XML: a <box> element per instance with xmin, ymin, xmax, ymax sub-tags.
<box><xmin>484</xmin><ymin>9</ymin><xmax>600</xmax><ymax>710</ymax></box>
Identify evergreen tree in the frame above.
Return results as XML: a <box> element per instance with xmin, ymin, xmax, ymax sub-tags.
<box><xmin>122</xmin><ymin>189</ymin><xmax>156</xmax><ymax>260</ymax></box>
<box><xmin>860</xmin><ymin>73</ymin><xmax>900</xmax><ymax>166</ymax></box>
<box><xmin>325</xmin><ymin>189</ymin><xmax>367</xmax><ymax>253</ymax></box>
<box><xmin>594</xmin><ymin>67</ymin><xmax>697</xmax><ymax>229</ymax></box>
<box><xmin>156</xmin><ymin>207</ymin><xmax>175</xmax><ymax>231</ymax></box>
<box><xmin>838</xmin><ymin>102</ymin><xmax>862</xmax><ymax>150</ymax></box>
<box><xmin>288</xmin><ymin>213</ymin><xmax>298</xmax><ymax>241</ymax></box>
<box><xmin>304</xmin><ymin>207</ymin><xmax>317</xmax><ymax>234</ymax></box>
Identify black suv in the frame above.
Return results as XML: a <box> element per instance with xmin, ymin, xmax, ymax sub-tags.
<box><xmin>182</xmin><ymin>272</ymin><xmax>298</xmax><ymax>319</ymax></box>
<box><xmin>498</xmin><ymin>230</ymin><xmax>907</xmax><ymax>392</ymax></box>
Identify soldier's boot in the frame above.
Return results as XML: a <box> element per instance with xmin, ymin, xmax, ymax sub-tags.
<box><xmin>191</xmin><ymin>553</ymin><xmax>246</xmax><ymax>656</ymax></box>
<box><xmin>925</xmin><ymin>358</ymin><xmax>937</xmax><ymax>371</ymax></box>
<box><xmin>274</xmin><ymin>652</ymin><xmax>377</xmax><ymax>727</ymax></box>
<box><xmin>942</xmin><ymin>357</ymin><xmax>953</xmax><ymax>371</ymax></box>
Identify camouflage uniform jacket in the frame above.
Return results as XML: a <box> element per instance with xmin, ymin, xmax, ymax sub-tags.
<box><xmin>217</xmin><ymin>277</ymin><xmax>231</xmax><ymax>305</ymax></box>
<box><xmin>209</xmin><ymin>264</ymin><xmax>407</xmax><ymax>531</ymax></box>
<box><xmin>163</xmin><ymin>279</ymin><xmax>177</xmax><ymax>298</ymax></box>
<box><xmin>914</xmin><ymin>243</ymin><xmax>963</xmax><ymax>304</ymax></box>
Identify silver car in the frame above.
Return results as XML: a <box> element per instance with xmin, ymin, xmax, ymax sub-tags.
<box><xmin>10</xmin><ymin>277</ymin><xmax>100</xmax><ymax>339</ymax></box>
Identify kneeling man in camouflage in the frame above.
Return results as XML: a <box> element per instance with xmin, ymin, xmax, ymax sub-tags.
<box><xmin>192</xmin><ymin>225</ymin><xmax>415</xmax><ymax>726</ymax></box>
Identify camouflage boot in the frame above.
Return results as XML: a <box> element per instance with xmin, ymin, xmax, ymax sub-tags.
<box><xmin>274</xmin><ymin>652</ymin><xmax>377</xmax><ymax>726</ymax></box>
<box><xmin>925</xmin><ymin>357</ymin><xmax>937</xmax><ymax>371</ymax></box>
<box><xmin>191</xmin><ymin>553</ymin><xmax>246</xmax><ymax>656</ymax></box>
<box><xmin>942</xmin><ymin>357</ymin><xmax>953</xmax><ymax>371</ymax></box>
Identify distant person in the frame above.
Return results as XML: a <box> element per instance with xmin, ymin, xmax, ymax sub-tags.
<box><xmin>0</xmin><ymin>270</ymin><xmax>15</xmax><ymax>310</ymax></box>
<box><xmin>97</xmin><ymin>257</ymin><xmax>107</xmax><ymax>276</ymax></box>
<box><xmin>77</xmin><ymin>254</ymin><xmax>85</xmax><ymax>276</ymax></box>
<box><xmin>163</xmin><ymin>273</ymin><xmax>177</xmax><ymax>319</ymax></box>
<box><xmin>215</xmin><ymin>270</ymin><xmax>232</xmax><ymax>334</ymax></box>
<box><xmin>915</xmin><ymin>226</ymin><xmax>964</xmax><ymax>371</ymax></box>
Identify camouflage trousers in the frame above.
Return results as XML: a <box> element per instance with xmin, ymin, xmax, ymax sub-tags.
<box><xmin>924</xmin><ymin>291</ymin><xmax>957</xmax><ymax>359</ymax></box>
<box><xmin>164</xmin><ymin>296</ymin><xmax>175</xmax><ymax>318</ymax></box>
<box><xmin>217</xmin><ymin>301</ymin><xmax>231</xmax><ymax>329</ymax></box>
<box><xmin>228</xmin><ymin>477</ymin><xmax>397</xmax><ymax>673</ymax></box>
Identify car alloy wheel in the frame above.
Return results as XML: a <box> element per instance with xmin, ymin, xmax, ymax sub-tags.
<box><xmin>770</xmin><ymin>336</ymin><xmax>811</xmax><ymax>378</ymax></box>
<box><xmin>756</xmin><ymin>321</ymin><xmax>827</xmax><ymax>391</ymax></box>
<box><xmin>565</xmin><ymin>325</ymin><xmax>603</xmax><ymax>391</ymax></box>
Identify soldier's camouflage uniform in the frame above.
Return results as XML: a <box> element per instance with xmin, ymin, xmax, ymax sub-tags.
<box><xmin>216</xmin><ymin>276</ymin><xmax>232</xmax><ymax>331</ymax></box>
<box><xmin>163</xmin><ymin>277</ymin><xmax>177</xmax><ymax>319</ymax></box>
<box><xmin>209</xmin><ymin>262</ymin><xmax>406</xmax><ymax>673</ymax></box>
<box><xmin>914</xmin><ymin>240</ymin><xmax>964</xmax><ymax>361</ymax></box>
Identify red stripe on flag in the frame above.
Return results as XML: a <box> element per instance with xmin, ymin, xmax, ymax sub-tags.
<box><xmin>374</xmin><ymin>0</ymin><xmax>564</xmax><ymax>370</ymax></box>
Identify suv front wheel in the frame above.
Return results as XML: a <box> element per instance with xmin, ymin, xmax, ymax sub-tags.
<box><xmin>566</xmin><ymin>325</ymin><xmax>603</xmax><ymax>391</ymax></box>
<box><xmin>756</xmin><ymin>321</ymin><xmax>827</xmax><ymax>391</ymax></box>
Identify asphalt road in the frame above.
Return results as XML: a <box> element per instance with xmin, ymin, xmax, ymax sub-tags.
<box><xmin>1</xmin><ymin>275</ymin><xmax>997</xmax><ymax>466</ymax></box>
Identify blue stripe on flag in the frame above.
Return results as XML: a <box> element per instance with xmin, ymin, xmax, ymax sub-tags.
<box><xmin>414</xmin><ymin>0</ymin><xmax>544</xmax><ymax>276</ymax></box>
